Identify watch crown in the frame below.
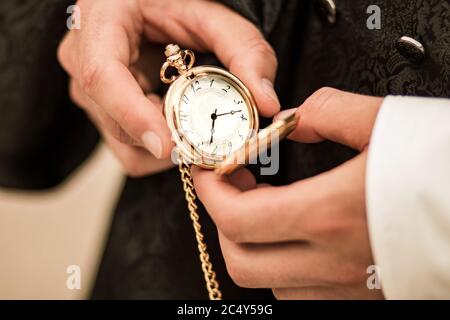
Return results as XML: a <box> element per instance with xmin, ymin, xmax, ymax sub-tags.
<box><xmin>165</xmin><ymin>44</ymin><xmax>181</xmax><ymax>58</ymax></box>
<box><xmin>161</xmin><ymin>44</ymin><xmax>195</xmax><ymax>84</ymax></box>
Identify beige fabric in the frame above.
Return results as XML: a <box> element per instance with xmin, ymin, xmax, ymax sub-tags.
<box><xmin>0</xmin><ymin>144</ymin><xmax>124</xmax><ymax>299</ymax></box>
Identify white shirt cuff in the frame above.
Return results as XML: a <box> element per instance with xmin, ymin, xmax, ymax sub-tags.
<box><xmin>366</xmin><ymin>95</ymin><xmax>450</xmax><ymax>299</ymax></box>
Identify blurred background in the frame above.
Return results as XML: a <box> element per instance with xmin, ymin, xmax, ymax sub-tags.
<box><xmin>0</xmin><ymin>145</ymin><xmax>124</xmax><ymax>299</ymax></box>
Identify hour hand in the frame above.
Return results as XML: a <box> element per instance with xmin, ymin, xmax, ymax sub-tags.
<box><xmin>209</xmin><ymin>109</ymin><xmax>217</xmax><ymax>144</ymax></box>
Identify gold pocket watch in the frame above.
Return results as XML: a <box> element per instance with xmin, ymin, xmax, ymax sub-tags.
<box><xmin>160</xmin><ymin>44</ymin><xmax>298</xmax><ymax>300</ymax></box>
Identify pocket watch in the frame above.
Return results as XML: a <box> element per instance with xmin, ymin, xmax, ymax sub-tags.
<box><xmin>160</xmin><ymin>44</ymin><xmax>298</xmax><ymax>300</ymax></box>
<box><xmin>161</xmin><ymin>44</ymin><xmax>259</xmax><ymax>169</ymax></box>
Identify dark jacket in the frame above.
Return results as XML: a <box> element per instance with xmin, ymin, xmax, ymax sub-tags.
<box><xmin>0</xmin><ymin>0</ymin><xmax>448</xmax><ymax>299</ymax></box>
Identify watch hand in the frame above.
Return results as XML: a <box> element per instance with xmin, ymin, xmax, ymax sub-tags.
<box><xmin>210</xmin><ymin>109</ymin><xmax>217</xmax><ymax>144</ymax></box>
<box><xmin>216</xmin><ymin>110</ymin><xmax>242</xmax><ymax>117</ymax></box>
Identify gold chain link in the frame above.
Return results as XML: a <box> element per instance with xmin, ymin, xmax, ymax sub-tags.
<box><xmin>178</xmin><ymin>158</ymin><xmax>222</xmax><ymax>300</ymax></box>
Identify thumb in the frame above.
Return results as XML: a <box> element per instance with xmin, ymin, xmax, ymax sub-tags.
<box><xmin>275</xmin><ymin>88</ymin><xmax>383</xmax><ymax>151</ymax></box>
<box><xmin>141</xmin><ymin>0</ymin><xmax>280</xmax><ymax>116</ymax></box>
<box><xmin>191</xmin><ymin>1</ymin><xmax>280</xmax><ymax>117</ymax></box>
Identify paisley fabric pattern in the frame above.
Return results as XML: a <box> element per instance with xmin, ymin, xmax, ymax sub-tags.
<box><xmin>294</xmin><ymin>0</ymin><xmax>449</xmax><ymax>99</ymax></box>
<box><xmin>0</xmin><ymin>0</ymin><xmax>448</xmax><ymax>299</ymax></box>
<box><xmin>266</xmin><ymin>0</ymin><xmax>450</xmax><ymax>185</ymax></box>
<box><xmin>281</xmin><ymin>0</ymin><xmax>449</xmax><ymax>184</ymax></box>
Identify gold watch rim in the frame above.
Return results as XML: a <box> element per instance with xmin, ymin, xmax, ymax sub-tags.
<box><xmin>164</xmin><ymin>66</ymin><xmax>259</xmax><ymax>169</ymax></box>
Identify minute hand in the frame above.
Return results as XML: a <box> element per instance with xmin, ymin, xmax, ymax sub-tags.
<box><xmin>216</xmin><ymin>110</ymin><xmax>242</xmax><ymax>117</ymax></box>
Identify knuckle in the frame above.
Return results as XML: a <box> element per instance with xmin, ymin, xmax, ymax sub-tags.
<box><xmin>68</xmin><ymin>81</ymin><xmax>83</xmax><ymax>107</ymax></box>
<box><xmin>304</xmin><ymin>87</ymin><xmax>340</xmax><ymax>112</ymax></box>
<box><xmin>126</xmin><ymin>167</ymin><xmax>147</xmax><ymax>178</ymax></box>
<box><xmin>303</xmin><ymin>193</ymin><xmax>356</xmax><ymax>239</ymax></box>
<box><xmin>306</xmin><ymin>216</ymin><xmax>344</xmax><ymax>239</ymax></box>
<box><xmin>222</xmin><ymin>226</ymin><xmax>242</xmax><ymax>243</ymax></box>
<box><xmin>218</xmin><ymin>212</ymin><xmax>244</xmax><ymax>243</ymax></box>
<box><xmin>80</xmin><ymin>60</ymin><xmax>104</xmax><ymax>95</ymax></box>
<box><xmin>57</xmin><ymin>37</ymin><xmax>71</xmax><ymax>71</ymax></box>
<box><xmin>56</xmin><ymin>41</ymin><xmax>65</xmax><ymax>64</ymax></box>
<box><xmin>303</xmin><ymin>214</ymin><xmax>352</xmax><ymax>243</ymax></box>
<box><xmin>333</xmin><ymin>263</ymin><xmax>368</xmax><ymax>286</ymax></box>
<box><xmin>249</xmin><ymin>38</ymin><xmax>277</xmax><ymax>64</ymax></box>
<box><xmin>225</xmin><ymin>255</ymin><xmax>252</xmax><ymax>288</ymax></box>
<box><xmin>119</xmin><ymin>157</ymin><xmax>147</xmax><ymax>178</ymax></box>
<box><xmin>117</xmin><ymin>102</ymin><xmax>133</xmax><ymax>126</ymax></box>
<box><xmin>109</xmin><ymin>121</ymin><xmax>136</xmax><ymax>145</ymax></box>
<box><xmin>117</xmin><ymin>130</ymin><xmax>135</xmax><ymax>145</ymax></box>
<box><xmin>229</xmin><ymin>37</ymin><xmax>277</xmax><ymax>72</ymax></box>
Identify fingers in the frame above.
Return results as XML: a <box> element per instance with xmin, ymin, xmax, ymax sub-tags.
<box><xmin>227</xmin><ymin>168</ymin><xmax>257</xmax><ymax>191</ymax></box>
<box><xmin>194</xmin><ymin>1</ymin><xmax>279</xmax><ymax>116</ymax></box>
<box><xmin>101</xmin><ymin>129</ymin><xmax>175</xmax><ymax>177</ymax></box>
<box><xmin>272</xmin><ymin>286</ymin><xmax>383</xmax><ymax>300</ymax></box>
<box><xmin>194</xmin><ymin>155</ymin><xmax>373</xmax><ymax>292</ymax></box>
<box><xmin>80</xmin><ymin>59</ymin><xmax>172</xmax><ymax>158</ymax></box>
<box><xmin>69</xmin><ymin>79</ymin><xmax>174</xmax><ymax>177</ymax></box>
<box><xmin>58</xmin><ymin>0</ymin><xmax>173</xmax><ymax>159</ymax></box>
<box><xmin>218</xmin><ymin>232</ymin><xmax>371</xmax><ymax>289</ymax></box>
<box><xmin>141</xmin><ymin>0</ymin><xmax>280</xmax><ymax>116</ymax></box>
<box><xmin>192</xmin><ymin>153</ymin><xmax>367</xmax><ymax>244</ymax></box>
<box><xmin>277</xmin><ymin>88</ymin><xmax>383</xmax><ymax>151</ymax></box>
<box><xmin>69</xmin><ymin>80</ymin><xmax>141</xmax><ymax>146</ymax></box>
<box><xmin>218</xmin><ymin>233</ymin><xmax>335</xmax><ymax>288</ymax></box>
<box><xmin>272</xmin><ymin>287</ymin><xmax>342</xmax><ymax>300</ymax></box>
<box><xmin>192</xmin><ymin>167</ymin><xmax>313</xmax><ymax>243</ymax></box>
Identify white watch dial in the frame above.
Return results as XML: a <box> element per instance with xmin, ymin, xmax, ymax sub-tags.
<box><xmin>177</xmin><ymin>74</ymin><xmax>252</xmax><ymax>157</ymax></box>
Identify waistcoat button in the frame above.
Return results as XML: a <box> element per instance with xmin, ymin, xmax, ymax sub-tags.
<box><xmin>396</xmin><ymin>36</ymin><xmax>426</xmax><ymax>63</ymax></box>
<box><xmin>315</xmin><ymin>0</ymin><xmax>337</xmax><ymax>25</ymax></box>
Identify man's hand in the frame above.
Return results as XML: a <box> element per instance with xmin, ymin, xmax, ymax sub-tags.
<box><xmin>192</xmin><ymin>87</ymin><xmax>384</xmax><ymax>299</ymax></box>
<box><xmin>58</xmin><ymin>0</ymin><xmax>279</xmax><ymax>177</ymax></box>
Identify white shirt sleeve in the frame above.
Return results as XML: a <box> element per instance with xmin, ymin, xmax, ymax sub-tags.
<box><xmin>366</xmin><ymin>95</ymin><xmax>450</xmax><ymax>299</ymax></box>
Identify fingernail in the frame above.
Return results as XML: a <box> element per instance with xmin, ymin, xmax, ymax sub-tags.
<box><xmin>273</xmin><ymin>108</ymin><xmax>297</xmax><ymax>122</ymax></box>
<box><xmin>261</xmin><ymin>78</ymin><xmax>280</xmax><ymax>104</ymax></box>
<box><xmin>142</xmin><ymin>131</ymin><xmax>162</xmax><ymax>159</ymax></box>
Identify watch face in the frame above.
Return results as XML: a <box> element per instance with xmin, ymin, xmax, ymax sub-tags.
<box><xmin>176</xmin><ymin>74</ymin><xmax>253</xmax><ymax>158</ymax></box>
